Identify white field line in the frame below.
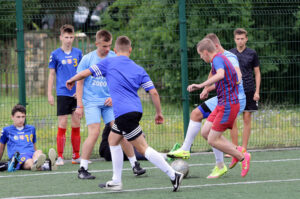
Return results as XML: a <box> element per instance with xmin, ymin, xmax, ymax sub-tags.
<box><xmin>1</xmin><ymin>157</ymin><xmax>300</xmax><ymax>179</ymax></box>
<box><xmin>2</xmin><ymin>178</ymin><xmax>300</xmax><ymax>199</ymax></box>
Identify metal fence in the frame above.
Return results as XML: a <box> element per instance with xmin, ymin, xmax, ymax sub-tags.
<box><xmin>0</xmin><ymin>0</ymin><xmax>299</xmax><ymax>160</ymax></box>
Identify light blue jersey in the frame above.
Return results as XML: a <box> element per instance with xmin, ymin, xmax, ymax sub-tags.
<box><xmin>77</xmin><ymin>50</ymin><xmax>116</xmax><ymax>106</ymax></box>
<box><xmin>0</xmin><ymin>125</ymin><xmax>36</xmax><ymax>159</ymax></box>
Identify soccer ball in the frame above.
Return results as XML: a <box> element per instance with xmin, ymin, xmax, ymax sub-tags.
<box><xmin>171</xmin><ymin>159</ymin><xmax>189</xmax><ymax>178</ymax></box>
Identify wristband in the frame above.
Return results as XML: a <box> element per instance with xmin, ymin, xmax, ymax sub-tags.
<box><xmin>76</xmin><ymin>106</ymin><xmax>83</xmax><ymax>108</ymax></box>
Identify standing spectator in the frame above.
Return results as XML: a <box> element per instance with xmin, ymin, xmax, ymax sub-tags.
<box><xmin>229</xmin><ymin>28</ymin><xmax>261</xmax><ymax>151</ymax></box>
<box><xmin>48</xmin><ymin>24</ymin><xmax>82</xmax><ymax>166</ymax></box>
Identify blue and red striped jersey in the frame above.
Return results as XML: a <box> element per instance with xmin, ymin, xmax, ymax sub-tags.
<box><xmin>211</xmin><ymin>53</ymin><xmax>239</xmax><ymax>106</ymax></box>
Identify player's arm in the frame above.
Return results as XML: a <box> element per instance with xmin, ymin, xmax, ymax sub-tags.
<box><xmin>75</xmin><ymin>80</ymin><xmax>84</xmax><ymax>118</ymax></box>
<box><xmin>148</xmin><ymin>88</ymin><xmax>164</xmax><ymax>124</ymax></box>
<box><xmin>254</xmin><ymin>66</ymin><xmax>261</xmax><ymax>101</ymax></box>
<box><xmin>33</xmin><ymin>143</ymin><xmax>37</xmax><ymax>151</ymax></box>
<box><xmin>47</xmin><ymin>69</ymin><xmax>56</xmax><ymax>106</ymax></box>
<box><xmin>188</xmin><ymin>68</ymin><xmax>224</xmax><ymax>92</ymax></box>
<box><xmin>0</xmin><ymin>143</ymin><xmax>5</xmax><ymax>161</ymax></box>
<box><xmin>66</xmin><ymin>69</ymin><xmax>92</xmax><ymax>90</ymax></box>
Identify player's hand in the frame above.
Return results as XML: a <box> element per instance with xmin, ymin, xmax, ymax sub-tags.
<box><xmin>75</xmin><ymin>107</ymin><xmax>83</xmax><ymax>119</ymax></box>
<box><xmin>104</xmin><ymin>97</ymin><xmax>112</xmax><ymax>106</ymax></box>
<box><xmin>155</xmin><ymin>113</ymin><xmax>164</xmax><ymax>124</ymax></box>
<box><xmin>48</xmin><ymin>95</ymin><xmax>54</xmax><ymax>106</ymax></box>
<box><xmin>200</xmin><ymin>89</ymin><xmax>209</xmax><ymax>100</ymax></box>
<box><xmin>253</xmin><ymin>92</ymin><xmax>260</xmax><ymax>101</ymax></box>
<box><xmin>187</xmin><ymin>84</ymin><xmax>203</xmax><ymax>92</ymax></box>
<box><xmin>66</xmin><ymin>80</ymin><xmax>75</xmax><ymax>90</ymax></box>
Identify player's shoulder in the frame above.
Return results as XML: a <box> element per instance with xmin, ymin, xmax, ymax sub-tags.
<box><xmin>245</xmin><ymin>47</ymin><xmax>257</xmax><ymax>55</ymax></box>
<box><xmin>107</xmin><ymin>50</ymin><xmax>116</xmax><ymax>57</ymax></box>
<box><xmin>72</xmin><ymin>47</ymin><xmax>82</xmax><ymax>54</ymax></box>
<box><xmin>51</xmin><ymin>48</ymin><xmax>61</xmax><ymax>56</ymax></box>
<box><xmin>24</xmin><ymin>124</ymin><xmax>35</xmax><ymax>130</ymax></box>
<box><xmin>224</xmin><ymin>50</ymin><xmax>237</xmax><ymax>58</ymax></box>
<box><xmin>2</xmin><ymin>125</ymin><xmax>14</xmax><ymax>131</ymax></box>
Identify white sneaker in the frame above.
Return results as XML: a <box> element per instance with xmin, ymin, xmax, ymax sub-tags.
<box><xmin>98</xmin><ymin>180</ymin><xmax>122</xmax><ymax>191</ymax></box>
<box><xmin>72</xmin><ymin>157</ymin><xmax>81</xmax><ymax>164</ymax></box>
<box><xmin>56</xmin><ymin>157</ymin><xmax>64</xmax><ymax>166</ymax></box>
<box><xmin>31</xmin><ymin>154</ymin><xmax>46</xmax><ymax>171</ymax></box>
<box><xmin>48</xmin><ymin>148</ymin><xmax>57</xmax><ymax>170</ymax></box>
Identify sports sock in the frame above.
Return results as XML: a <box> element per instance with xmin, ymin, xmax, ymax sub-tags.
<box><xmin>145</xmin><ymin>146</ymin><xmax>175</xmax><ymax>180</ymax></box>
<box><xmin>128</xmin><ymin>156</ymin><xmax>137</xmax><ymax>168</ymax></box>
<box><xmin>212</xmin><ymin>147</ymin><xmax>224</xmax><ymax>166</ymax></box>
<box><xmin>57</xmin><ymin>128</ymin><xmax>66</xmax><ymax>158</ymax></box>
<box><xmin>71</xmin><ymin>127</ymin><xmax>81</xmax><ymax>159</ymax></box>
<box><xmin>80</xmin><ymin>159</ymin><xmax>89</xmax><ymax>170</ymax></box>
<box><xmin>181</xmin><ymin>120</ymin><xmax>202</xmax><ymax>151</ymax></box>
<box><xmin>110</xmin><ymin>145</ymin><xmax>123</xmax><ymax>183</ymax></box>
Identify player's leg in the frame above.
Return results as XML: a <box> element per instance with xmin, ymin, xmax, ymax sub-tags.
<box><xmin>56</xmin><ymin>96</ymin><xmax>71</xmax><ymax>165</ymax></box>
<box><xmin>242</xmin><ymin>111</ymin><xmax>252</xmax><ymax>150</ymax></box>
<box><xmin>29</xmin><ymin>150</ymin><xmax>46</xmax><ymax>171</ymax></box>
<box><xmin>168</xmin><ymin>97</ymin><xmax>216</xmax><ymax>159</ymax></box>
<box><xmin>78</xmin><ymin>105</ymin><xmax>101</xmax><ymax>179</ymax></box>
<box><xmin>70</xmin><ymin>97</ymin><xmax>81</xmax><ymax>163</ymax></box>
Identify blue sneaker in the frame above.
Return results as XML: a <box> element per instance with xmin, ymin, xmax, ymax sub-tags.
<box><xmin>7</xmin><ymin>152</ymin><xmax>21</xmax><ymax>172</ymax></box>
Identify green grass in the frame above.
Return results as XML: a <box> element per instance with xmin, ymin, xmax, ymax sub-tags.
<box><xmin>0</xmin><ymin>149</ymin><xmax>300</xmax><ymax>199</ymax></box>
<box><xmin>0</xmin><ymin>95</ymin><xmax>300</xmax><ymax>160</ymax></box>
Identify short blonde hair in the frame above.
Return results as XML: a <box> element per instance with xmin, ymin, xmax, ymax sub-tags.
<box><xmin>234</xmin><ymin>28</ymin><xmax>248</xmax><ymax>37</ymax></box>
<box><xmin>205</xmin><ymin>33</ymin><xmax>221</xmax><ymax>45</ymax></box>
<box><xmin>197</xmin><ymin>38</ymin><xmax>216</xmax><ymax>53</ymax></box>
<box><xmin>115</xmin><ymin>36</ymin><xmax>131</xmax><ymax>52</ymax></box>
<box><xmin>96</xmin><ymin>30</ymin><xmax>112</xmax><ymax>42</ymax></box>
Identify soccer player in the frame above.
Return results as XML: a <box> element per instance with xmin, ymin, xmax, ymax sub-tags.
<box><xmin>48</xmin><ymin>24</ymin><xmax>82</xmax><ymax>166</ymax></box>
<box><xmin>229</xmin><ymin>28</ymin><xmax>261</xmax><ymax>153</ymax></box>
<box><xmin>0</xmin><ymin>104</ymin><xmax>57</xmax><ymax>172</ymax></box>
<box><xmin>66</xmin><ymin>36</ymin><xmax>184</xmax><ymax>192</ymax></box>
<box><xmin>167</xmin><ymin>33</ymin><xmax>246</xmax><ymax>178</ymax></box>
<box><xmin>75</xmin><ymin>30</ymin><xmax>145</xmax><ymax>179</ymax></box>
<box><xmin>189</xmin><ymin>38</ymin><xmax>251</xmax><ymax>177</ymax></box>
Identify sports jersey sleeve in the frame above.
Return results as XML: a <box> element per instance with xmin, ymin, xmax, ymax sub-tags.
<box><xmin>89</xmin><ymin>59</ymin><xmax>107</xmax><ymax>77</ymax></box>
<box><xmin>227</xmin><ymin>56</ymin><xmax>239</xmax><ymax>68</ymax></box>
<box><xmin>48</xmin><ymin>51</ymin><xmax>57</xmax><ymax>69</ymax></box>
<box><xmin>212</xmin><ymin>56</ymin><xmax>225</xmax><ymax>71</ymax></box>
<box><xmin>252</xmin><ymin>51</ymin><xmax>260</xmax><ymax>67</ymax></box>
<box><xmin>32</xmin><ymin>126</ymin><xmax>37</xmax><ymax>144</ymax></box>
<box><xmin>0</xmin><ymin>128</ymin><xmax>8</xmax><ymax>144</ymax></box>
<box><xmin>140</xmin><ymin>70</ymin><xmax>155</xmax><ymax>92</ymax></box>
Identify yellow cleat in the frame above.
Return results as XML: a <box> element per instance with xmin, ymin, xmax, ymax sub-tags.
<box><xmin>167</xmin><ymin>148</ymin><xmax>190</xmax><ymax>159</ymax></box>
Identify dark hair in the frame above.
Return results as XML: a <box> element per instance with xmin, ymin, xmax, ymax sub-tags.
<box><xmin>60</xmin><ymin>24</ymin><xmax>74</xmax><ymax>35</ymax></box>
<box><xmin>115</xmin><ymin>36</ymin><xmax>131</xmax><ymax>52</ymax></box>
<box><xmin>11</xmin><ymin>104</ymin><xmax>26</xmax><ymax>116</ymax></box>
<box><xmin>96</xmin><ymin>30</ymin><xmax>112</xmax><ymax>42</ymax></box>
<box><xmin>234</xmin><ymin>28</ymin><xmax>248</xmax><ymax>37</ymax></box>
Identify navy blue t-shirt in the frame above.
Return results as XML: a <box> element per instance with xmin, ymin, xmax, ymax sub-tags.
<box><xmin>229</xmin><ymin>47</ymin><xmax>260</xmax><ymax>92</ymax></box>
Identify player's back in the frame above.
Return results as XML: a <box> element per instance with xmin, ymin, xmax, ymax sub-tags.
<box><xmin>212</xmin><ymin>53</ymin><xmax>239</xmax><ymax>106</ymax></box>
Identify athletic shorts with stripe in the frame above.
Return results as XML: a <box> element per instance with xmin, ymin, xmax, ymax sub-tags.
<box><xmin>111</xmin><ymin>112</ymin><xmax>143</xmax><ymax>141</ymax></box>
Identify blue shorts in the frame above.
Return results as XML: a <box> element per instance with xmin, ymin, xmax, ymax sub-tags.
<box><xmin>14</xmin><ymin>153</ymin><xmax>33</xmax><ymax>170</ymax></box>
<box><xmin>198</xmin><ymin>96</ymin><xmax>246</xmax><ymax>119</ymax></box>
<box><xmin>84</xmin><ymin>104</ymin><xmax>114</xmax><ymax>125</ymax></box>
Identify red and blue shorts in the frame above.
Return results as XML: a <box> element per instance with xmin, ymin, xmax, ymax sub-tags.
<box><xmin>207</xmin><ymin>103</ymin><xmax>240</xmax><ymax>132</ymax></box>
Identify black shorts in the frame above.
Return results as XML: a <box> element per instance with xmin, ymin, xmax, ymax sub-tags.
<box><xmin>57</xmin><ymin>96</ymin><xmax>77</xmax><ymax>116</ymax></box>
<box><xmin>244</xmin><ymin>91</ymin><xmax>258</xmax><ymax>112</ymax></box>
<box><xmin>112</xmin><ymin>112</ymin><xmax>143</xmax><ymax>141</ymax></box>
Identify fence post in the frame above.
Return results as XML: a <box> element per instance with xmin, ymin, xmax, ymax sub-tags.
<box><xmin>179</xmin><ymin>0</ymin><xmax>189</xmax><ymax>136</ymax></box>
<box><xmin>16</xmin><ymin>0</ymin><xmax>26</xmax><ymax>106</ymax></box>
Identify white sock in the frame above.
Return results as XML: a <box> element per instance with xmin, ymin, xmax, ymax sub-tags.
<box><xmin>181</xmin><ymin>120</ymin><xmax>202</xmax><ymax>151</ymax></box>
<box><xmin>128</xmin><ymin>156</ymin><xmax>137</xmax><ymax>168</ymax></box>
<box><xmin>110</xmin><ymin>145</ymin><xmax>124</xmax><ymax>183</ymax></box>
<box><xmin>80</xmin><ymin>159</ymin><xmax>89</xmax><ymax>170</ymax></box>
<box><xmin>212</xmin><ymin>147</ymin><xmax>224</xmax><ymax>164</ymax></box>
<box><xmin>145</xmin><ymin>147</ymin><xmax>175</xmax><ymax>180</ymax></box>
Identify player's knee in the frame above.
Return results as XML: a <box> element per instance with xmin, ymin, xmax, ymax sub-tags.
<box><xmin>190</xmin><ymin>108</ymin><xmax>203</xmax><ymax>122</ymax></box>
